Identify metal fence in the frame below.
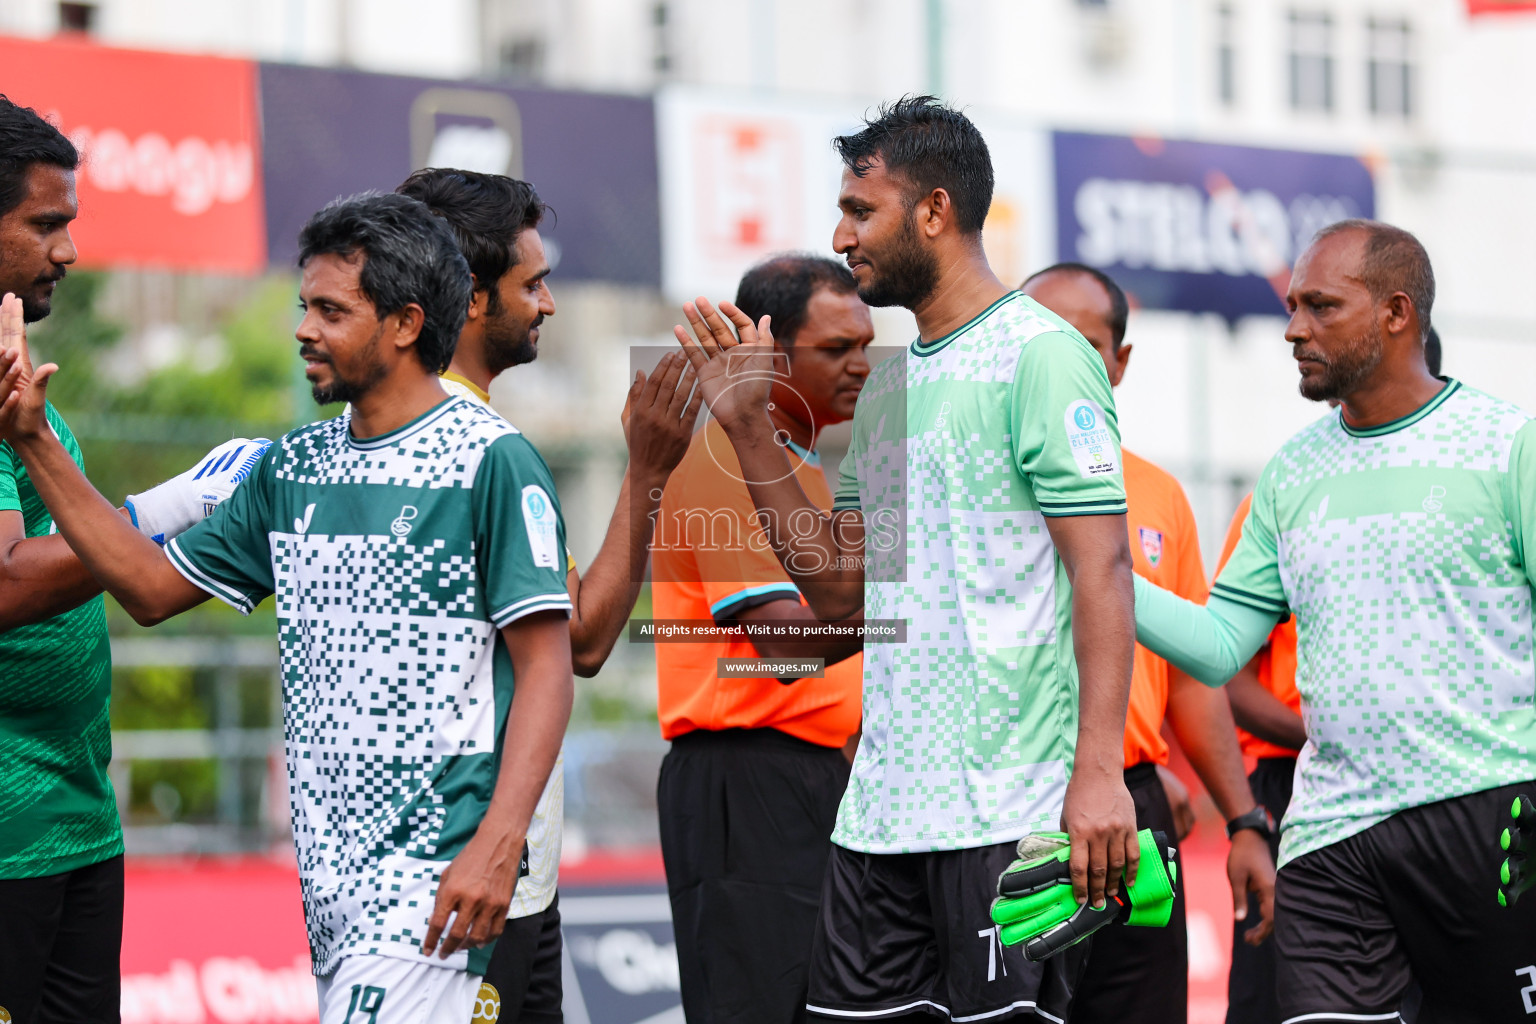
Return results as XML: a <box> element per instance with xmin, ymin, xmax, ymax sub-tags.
<box><xmin>109</xmin><ymin>637</ymin><xmax>668</xmax><ymax>857</ymax></box>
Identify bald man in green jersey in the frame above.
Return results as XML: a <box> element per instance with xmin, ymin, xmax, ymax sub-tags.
<box><xmin>1132</xmin><ymin>220</ymin><xmax>1536</xmax><ymax>1022</ymax></box>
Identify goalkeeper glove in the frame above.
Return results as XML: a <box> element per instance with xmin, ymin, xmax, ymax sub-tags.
<box><xmin>125</xmin><ymin>437</ymin><xmax>271</xmax><ymax>544</ymax></box>
<box><xmin>990</xmin><ymin>828</ymin><xmax>1179</xmax><ymax>962</ymax></box>
<box><xmin>1498</xmin><ymin>794</ymin><xmax>1536</xmax><ymax>907</ymax></box>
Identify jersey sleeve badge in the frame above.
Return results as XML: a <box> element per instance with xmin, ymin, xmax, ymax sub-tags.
<box><xmin>522</xmin><ymin>485</ymin><xmax>560</xmax><ymax>569</ymax></box>
<box><xmin>1064</xmin><ymin>399</ymin><xmax>1119</xmax><ymax>478</ymax></box>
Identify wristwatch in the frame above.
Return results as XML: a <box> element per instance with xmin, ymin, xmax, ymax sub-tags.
<box><xmin>1225</xmin><ymin>806</ymin><xmax>1274</xmax><ymax>841</ymax></box>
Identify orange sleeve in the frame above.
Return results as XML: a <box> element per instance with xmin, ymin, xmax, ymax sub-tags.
<box><xmin>671</xmin><ymin>452</ymin><xmax>801</xmax><ymax>623</ymax></box>
<box><xmin>1165</xmin><ymin>479</ymin><xmax>1208</xmax><ymax>604</ymax></box>
<box><xmin>1215</xmin><ymin>493</ymin><xmax>1254</xmax><ymax>578</ymax></box>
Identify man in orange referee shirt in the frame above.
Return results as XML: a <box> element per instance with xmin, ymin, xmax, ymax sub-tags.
<box><xmin>1021</xmin><ymin>264</ymin><xmax>1276</xmax><ymax>1024</ymax></box>
<box><xmin>652</xmin><ymin>255</ymin><xmax>870</xmax><ymax>1024</ymax></box>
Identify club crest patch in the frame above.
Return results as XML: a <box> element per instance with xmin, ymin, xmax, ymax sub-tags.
<box><xmin>1139</xmin><ymin>527</ymin><xmax>1163</xmax><ymax>568</ymax></box>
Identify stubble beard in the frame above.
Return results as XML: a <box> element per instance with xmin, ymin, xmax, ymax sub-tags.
<box><xmin>311</xmin><ymin>326</ymin><xmax>389</xmax><ymax>406</ymax></box>
<box><xmin>1298</xmin><ymin>323</ymin><xmax>1384</xmax><ymax>403</ymax></box>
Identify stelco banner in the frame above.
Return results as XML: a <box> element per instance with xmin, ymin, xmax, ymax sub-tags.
<box><xmin>0</xmin><ymin>35</ymin><xmax>266</xmax><ymax>273</ymax></box>
<box><xmin>258</xmin><ymin>64</ymin><xmax>661</xmax><ymax>286</ymax></box>
<box><xmin>1052</xmin><ymin>131</ymin><xmax>1375</xmax><ymax>321</ymax></box>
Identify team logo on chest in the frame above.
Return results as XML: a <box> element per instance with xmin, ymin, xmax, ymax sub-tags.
<box><xmin>391</xmin><ymin>505</ymin><xmax>418</xmax><ymax>537</ymax></box>
<box><xmin>1139</xmin><ymin>527</ymin><xmax>1163</xmax><ymax>568</ymax></box>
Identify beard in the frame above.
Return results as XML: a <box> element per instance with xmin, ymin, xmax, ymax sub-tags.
<box><xmin>1297</xmin><ymin>323</ymin><xmax>1384</xmax><ymax>403</ymax></box>
<box><xmin>18</xmin><ymin>270</ymin><xmax>66</xmax><ymax>323</ymax></box>
<box><xmin>855</xmin><ymin>214</ymin><xmax>939</xmax><ymax>310</ymax></box>
<box><xmin>21</xmin><ymin>293</ymin><xmax>52</xmax><ymax>323</ymax></box>
<box><xmin>484</xmin><ymin>308</ymin><xmax>540</xmax><ymax>375</ymax></box>
<box><xmin>308</xmin><ymin>327</ymin><xmax>388</xmax><ymax>406</ymax></box>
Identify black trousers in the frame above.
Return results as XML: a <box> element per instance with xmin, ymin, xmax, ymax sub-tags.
<box><xmin>1226</xmin><ymin>757</ymin><xmax>1294</xmax><ymax>1024</ymax></box>
<box><xmin>1070</xmin><ymin>761</ymin><xmax>1188</xmax><ymax>1024</ymax></box>
<box><xmin>0</xmin><ymin>853</ymin><xmax>124</xmax><ymax>1024</ymax></box>
<box><xmin>658</xmin><ymin>728</ymin><xmax>851</xmax><ymax>1024</ymax></box>
<box><xmin>482</xmin><ymin>895</ymin><xmax>563</xmax><ymax>1024</ymax></box>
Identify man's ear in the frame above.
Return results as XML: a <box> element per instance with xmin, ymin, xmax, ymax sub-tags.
<box><xmin>463</xmin><ymin>276</ymin><xmax>488</xmax><ymax>323</ymax></box>
<box><xmin>1112</xmin><ymin>342</ymin><xmax>1133</xmax><ymax>388</ymax></box>
<box><xmin>1383</xmin><ymin>292</ymin><xmax>1414</xmax><ymax>338</ymax></box>
<box><xmin>391</xmin><ymin>303</ymin><xmax>426</xmax><ymax>352</ymax></box>
<box><xmin>918</xmin><ymin>188</ymin><xmax>952</xmax><ymax>240</ymax></box>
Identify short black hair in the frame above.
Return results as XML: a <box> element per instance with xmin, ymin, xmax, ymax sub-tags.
<box><xmin>1022</xmin><ymin>262</ymin><xmax>1131</xmax><ymax>350</ymax></box>
<box><xmin>1425</xmin><ymin>325</ymin><xmax>1442</xmax><ymax>377</ymax></box>
<box><xmin>0</xmin><ymin>95</ymin><xmax>79</xmax><ymax>219</ymax></box>
<box><xmin>833</xmin><ymin>95</ymin><xmax>994</xmax><ymax>235</ymax></box>
<box><xmin>1312</xmin><ymin>219</ymin><xmax>1436</xmax><ymax>341</ymax></box>
<box><xmin>297</xmin><ymin>192</ymin><xmax>472</xmax><ymax>374</ymax></box>
<box><xmin>395</xmin><ymin>168</ymin><xmax>550</xmax><ymax>313</ymax></box>
<box><xmin>734</xmin><ymin>254</ymin><xmax>858</xmax><ymax>348</ymax></box>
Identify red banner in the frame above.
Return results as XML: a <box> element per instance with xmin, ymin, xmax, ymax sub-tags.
<box><xmin>0</xmin><ymin>34</ymin><xmax>265</xmax><ymax>273</ymax></box>
<box><xmin>1467</xmin><ymin>1</ymin><xmax>1536</xmax><ymax>13</ymax></box>
<box><xmin>122</xmin><ymin>859</ymin><xmax>315</xmax><ymax>1024</ymax></box>
<box><xmin>120</xmin><ymin>843</ymin><xmax>1239</xmax><ymax>1022</ymax></box>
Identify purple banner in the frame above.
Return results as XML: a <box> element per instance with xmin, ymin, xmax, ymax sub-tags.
<box><xmin>1053</xmin><ymin>131</ymin><xmax>1375</xmax><ymax>320</ymax></box>
<box><xmin>259</xmin><ymin>64</ymin><xmax>660</xmax><ymax>286</ymax></box>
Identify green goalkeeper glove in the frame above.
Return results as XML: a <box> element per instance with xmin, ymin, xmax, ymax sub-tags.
<box><xmin>1498</xmin><ymin>794</ymin><xmax>1536</xmax><ymax>907</ymax></box>
<box><xmin>990</xmin><ymin>828</ymin><xmax>1178</xmax><ymax>962</ymax></box>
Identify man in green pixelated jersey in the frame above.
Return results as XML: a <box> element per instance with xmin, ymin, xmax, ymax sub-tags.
<box><xmin>0</xmin><ymin>190</ymin><xmax>577</xmax><ymax>1023</ymax></box>
<box><xmin>1133</xmin><ymin>220</ymin><xmax>1536</xmax><ymax>1022</ymax></box>
<box><xmin>675</xmin><ymin>96</ymin><xmax>1140</xmax><ymax>1023</ymax></box>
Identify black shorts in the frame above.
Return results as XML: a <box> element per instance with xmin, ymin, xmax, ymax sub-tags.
<box><xmin>482</xmin><ymin>894</ymin><xmax>562</xmax><ymax>1024</ymax></box>
<box><xmin>1275</xmin><ymin>780</ymin><xmax>1536</xmax><ymax>1023</ymax></box>
<box><xmin>805</xmin><ymin>841</ymin><xmax>1087</xmax><ymax>1023</ymax></box>
<box><xmin>0</xmin><ymin>853</ymin><xmax>123</xmax><ymax>1023</ymax></box>
<box><xmin>659</xmin><ymin>727</ymin><xmax>851</xmax><ymax>1024</ymax></box>
<box><xmin>1227</xmin><ymin>756</ymin><xmax>1294</xmax><ymax>1024</ymax></box>
<box><xmin>1071</xmin><ymin>761</ymin><xmax>1187</xmax><ymax>1024</ymax></box>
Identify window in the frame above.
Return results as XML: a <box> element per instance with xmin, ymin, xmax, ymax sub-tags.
<box><xmin>1216</xmin><ymin>4</ymin><xmax>1238</xmax><ymax>106</ymax></box>
<box><xmin>498</xmin><ymin>37</ymin><xmax>546</xmax><ymax>81</ymax></box>
<box><xmin>58</xmin><ymin>2</ymin><xmax>96</xmax><ymax>33</ymax></box>
<box><xmin>653</xmin><ymin>3</ymin><xmax>673</xmax><ymax>75</ymax></box>
<box><xmin>1367</xmin><ymin>18</ymin><xmax>1413</xmax><ymax>118</ymax></box>
<box><xmin>1288</xmin><ymin>10</ymin><xmax>1334</xmax><ymax>112</ymax></box>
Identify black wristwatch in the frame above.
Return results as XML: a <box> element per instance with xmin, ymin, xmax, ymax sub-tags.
<box><xmin>1225</xmin><ymin>806</ymin><xmax>1274</xmax><ymax>841</ymax></box>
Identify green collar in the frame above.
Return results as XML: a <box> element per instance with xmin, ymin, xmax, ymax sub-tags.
<box><xmin>1339</xmin><ymin>378</ymin><xmax>1459</xmax><ymax>438</ymax></box>
<box><xmin>910</xmin><ymin>291</ymin><xmax>1021</xmax><ymax>358</ymax></box>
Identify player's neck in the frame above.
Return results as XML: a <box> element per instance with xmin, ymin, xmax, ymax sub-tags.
<box><xmin>1338</xmin><ymin>363</ymin><xmax>1446</xmax><ymax>431</ymax></box>
<box><xmin>911</xmin><ymin>248</ymin><xmax>1010</xmax><ymax>343</ymax></box>
<box><xmin>445</xmin><ymin>346</ymin><xmax>495</xmax><ymax>397</ymax></box>
<box><xmin>349</xmin><ymin>372</ymin><xmax>450</xmax><ymax>439</ymax></box>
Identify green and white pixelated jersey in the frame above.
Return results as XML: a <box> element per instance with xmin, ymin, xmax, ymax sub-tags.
<box><xmin>831</xmin><ymin>292</ymin><xmax>1127</xmax><ymax>853</ymax></box>
<box><xmin>1216</xmin><ymin>380</ymin><xmax>1536</xmax><ymax>866</ymax></box>
<box><xmin>439</xmin><ymin>374</ymin><xmax>563</xmax><ymax>921</ymax></box>
<box><xmin>166</xmin><ymin>397</ymin><xmax>571</xmax><ymax>975</ymax></box>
